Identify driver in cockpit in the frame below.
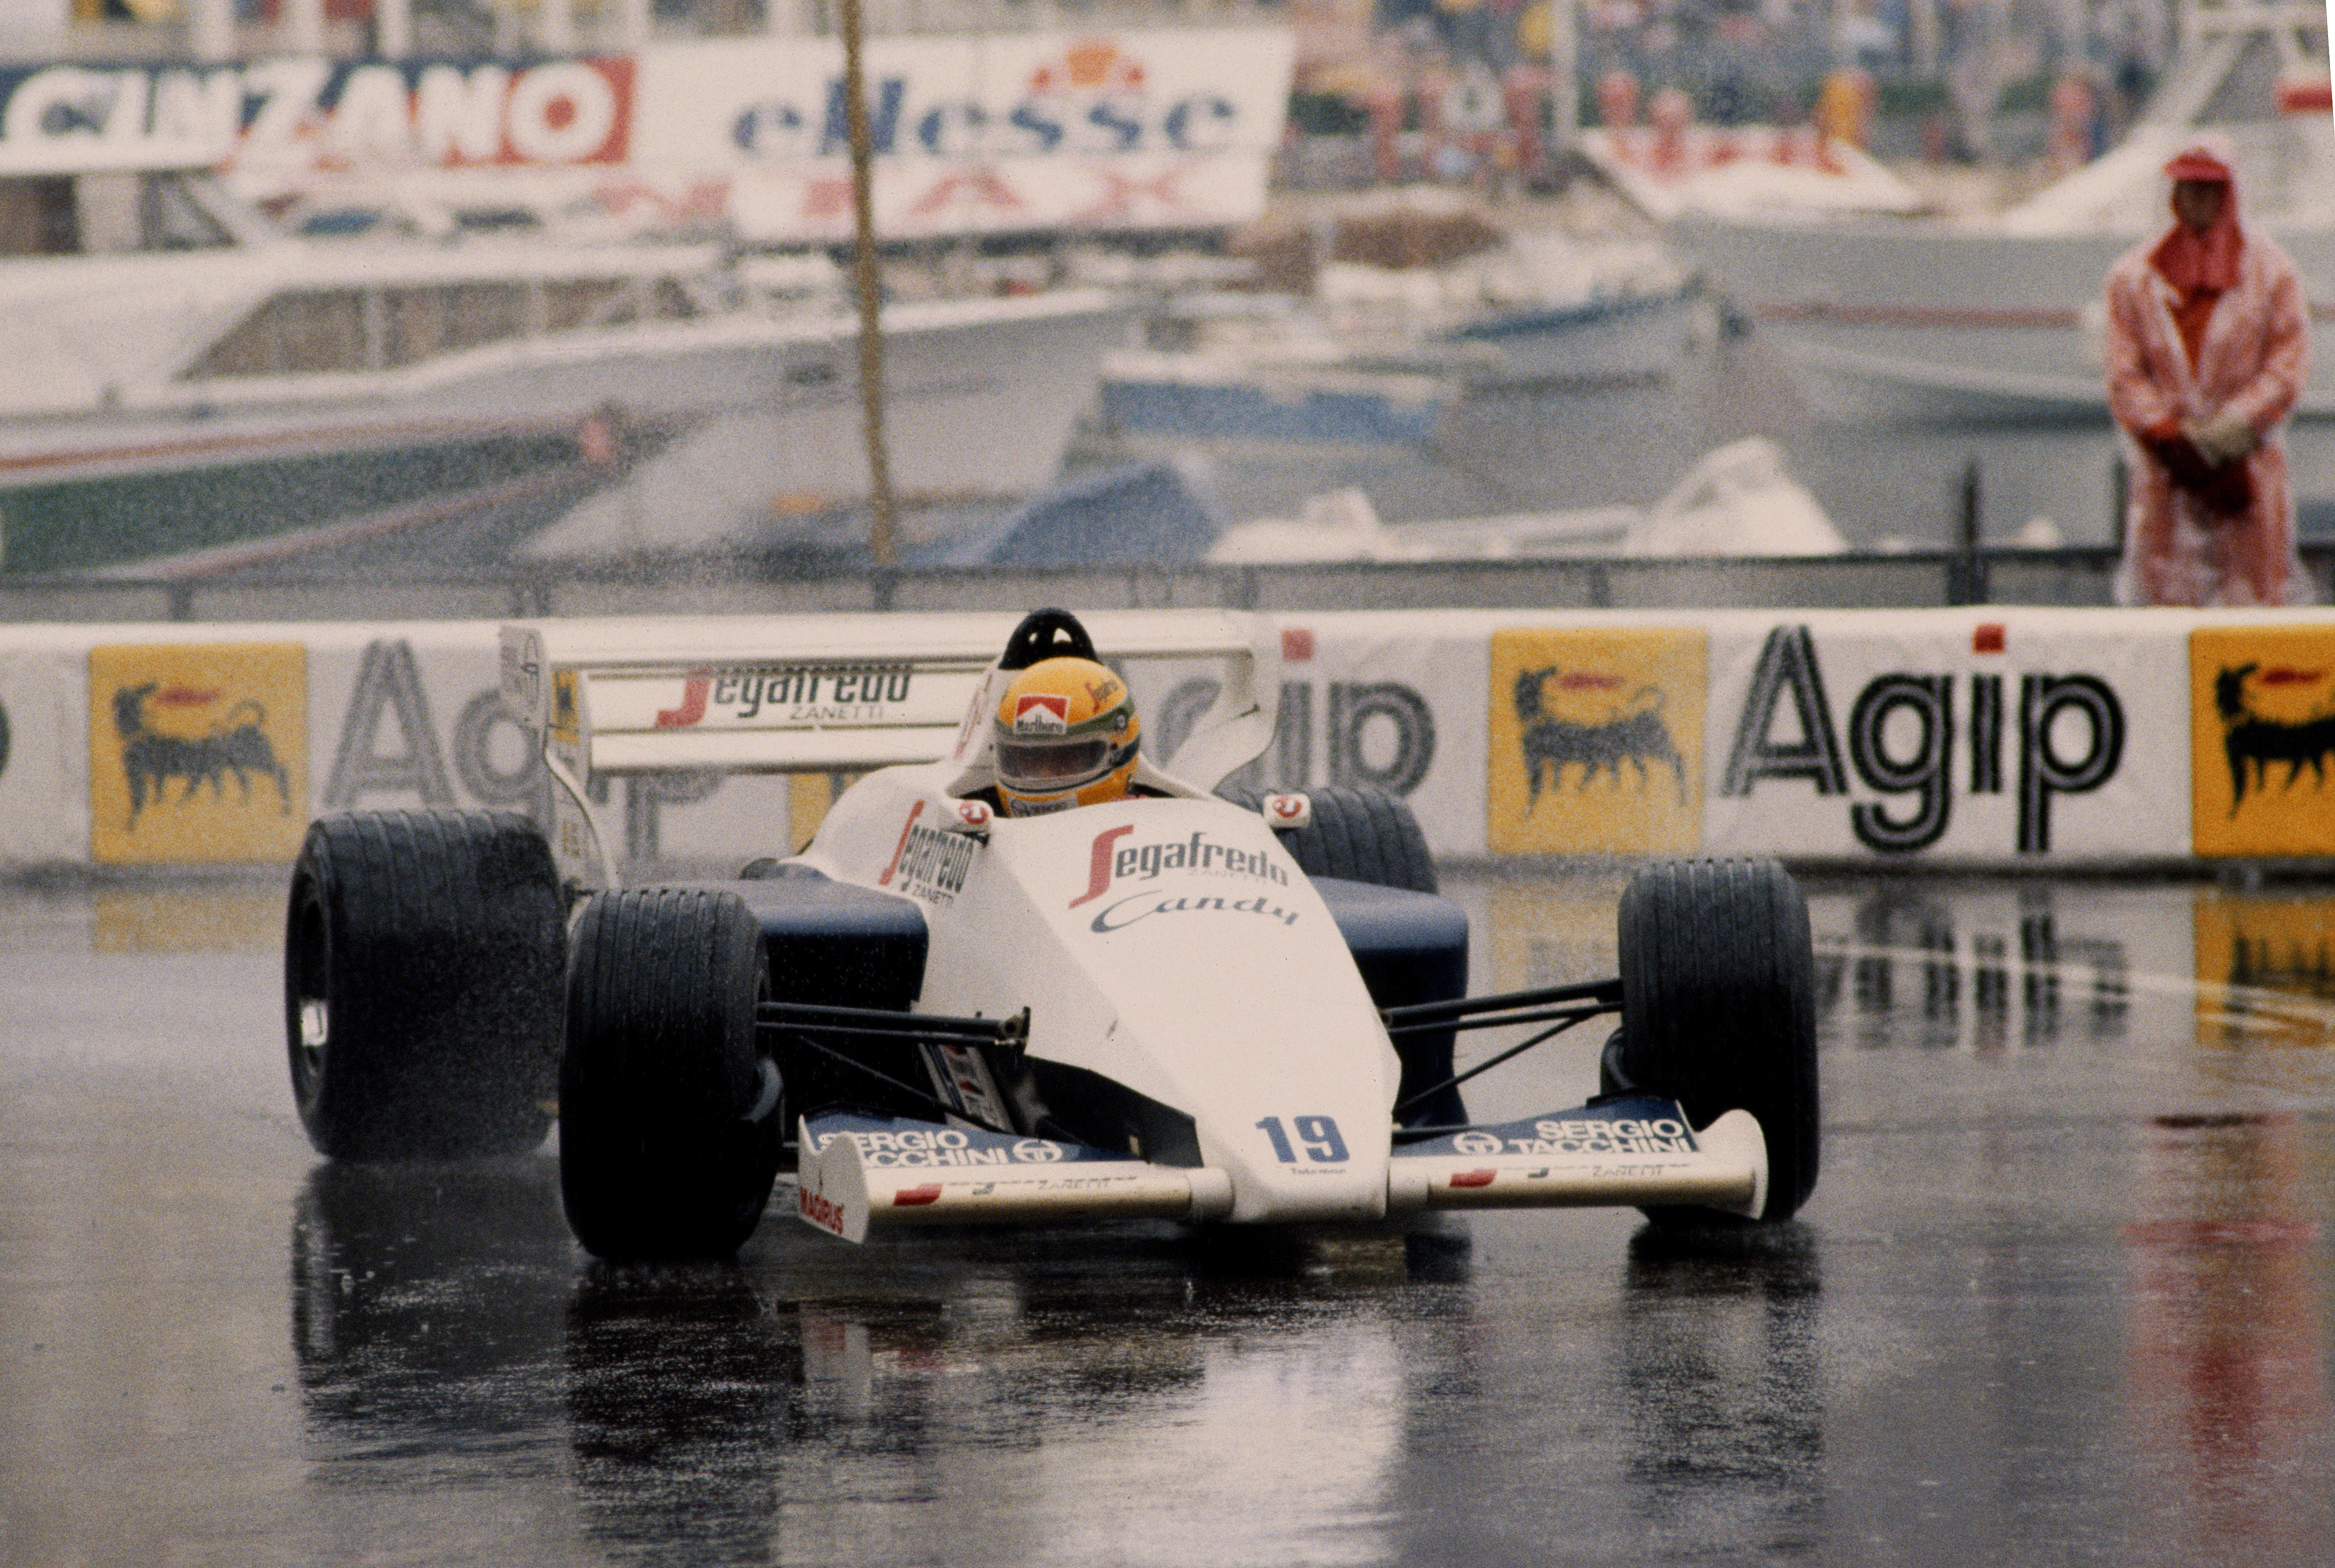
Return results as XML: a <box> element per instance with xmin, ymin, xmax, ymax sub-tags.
<box><xmin>988</xmin><ymin>654</ymin><xmax>1143</xmax><ymax>818</ymax></box>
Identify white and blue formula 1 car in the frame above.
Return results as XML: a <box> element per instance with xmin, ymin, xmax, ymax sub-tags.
<box><xmin>283</xmin><ymin>608</ymin><xmax>1818</xmax><ymax>1260</ymax></box>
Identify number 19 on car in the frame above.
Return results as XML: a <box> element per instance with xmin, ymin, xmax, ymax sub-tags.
<box><xmin>1257</xmin><ymin>1116</ymin><xmax>1348</xmax><ymax>1163</ymax></box>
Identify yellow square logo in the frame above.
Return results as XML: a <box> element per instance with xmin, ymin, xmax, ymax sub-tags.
<box><xmin>2191</xmin><ymin>627</ymin><xmax>2335</xmax><ymax>857</ymax></box>
<box><xmin>1488</xmin><ymin>627</ymin><xmax>1706</xmax><ymax>855</ymax></box>
<box><xmin>90</xmin><ymin>643</ymin><xmax>309</xmax><ymax>865</ymax></box>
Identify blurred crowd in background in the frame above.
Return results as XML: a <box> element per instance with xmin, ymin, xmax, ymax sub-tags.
<box><xmin>1289</xmin><ymin>0</ymin><xmax>2180</xmax><ymax>185</ymax></box>
<box><xmin>40</xmin><ymin>0</ymin><xmax>2193</xmax><ymax>181</ymax></box>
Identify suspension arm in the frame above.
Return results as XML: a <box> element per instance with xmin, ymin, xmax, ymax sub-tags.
<box><xmin>756</xmin><ymin>1002</ymin><xmax>1029</xmax><ymax>1047</ymax></box>
<box><xmin>1380</xmin><ymin>976</ymin><xmax>1623</xmax><ymax>1031</ymax></box>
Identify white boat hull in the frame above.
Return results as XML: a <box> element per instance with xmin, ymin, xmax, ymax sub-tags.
<box><xmin>1</xmin><ymin>292</ymin><xmax>1129</xmax><ymax>571</ymax></box>
<box><xmin>1672</xmin><ymin>212</ymin><xmax>2335</xmax><ymax>425</ymax></box>
<box><xmin>1446</xmin><ymin>288</ymin><xmax>1702</xmax><ymax>386</ymax></box>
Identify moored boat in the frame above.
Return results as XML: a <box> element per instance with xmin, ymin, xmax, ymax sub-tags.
<box><xmin>0</xmin><ymin>152</ymin><xmax>1125</xmax><ymax>574</ymax></box>
<box><xmin>1666</xmin><ymin>0</ymin><xmax>2335</xmax><ymax>426</ymax></box>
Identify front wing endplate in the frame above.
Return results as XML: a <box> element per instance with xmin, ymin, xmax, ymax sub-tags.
<box><xmin>1387</xmin><ymin>1096</ymin><xmax>1767</xmax><ymax>1218</ymax></box>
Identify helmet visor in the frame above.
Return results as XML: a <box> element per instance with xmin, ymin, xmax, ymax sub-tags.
<box><xmin>996</xmin><ymin>734</ymin><xmax>1113</xmax><ymax>789</ymax></box>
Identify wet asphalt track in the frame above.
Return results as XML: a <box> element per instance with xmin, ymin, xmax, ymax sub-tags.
<box><xmin>4</xmin><ymin>865</ymin><xmax>2333</xmax><ymax>1568</ymax></box>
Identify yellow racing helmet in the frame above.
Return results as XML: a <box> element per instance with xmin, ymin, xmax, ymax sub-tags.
<box><xmin>993</xmin><ymin>656</ymin><xmax>1140</xmax><ymax>816</ymax></box>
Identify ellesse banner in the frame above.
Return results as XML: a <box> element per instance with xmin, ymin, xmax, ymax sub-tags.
<box><xmin>634</xmin><ymin>30</ymin><xmax>1291</xmax><ymax>168</ymax></box>
<box><xmin>633</xmin><ymin>29</ymin><xmax>1293</xmax><ymax>241</ymax></box>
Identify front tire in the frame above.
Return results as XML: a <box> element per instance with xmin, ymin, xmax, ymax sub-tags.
<box><xmin>560</xmin><ymin>888</ymin><xmax>781</xmax><ymax>1261</ymax></box>
<box><xmin>1609</xmin><ymin>857</ymin><xmax>1818</xmax><ymax>1225</ymax></box>
<box><xmin>284</xmin><ymin>810</ymin><xmax>564</xmax><ymax>1161</ymax></box>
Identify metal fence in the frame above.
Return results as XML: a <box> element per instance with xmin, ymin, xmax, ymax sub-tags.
<box><xmin>8</xmin><ymin>543</ymin><xmax>2332</xmax><ymax>624</ymax></box>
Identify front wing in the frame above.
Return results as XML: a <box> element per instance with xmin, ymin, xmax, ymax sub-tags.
<box><xmin>1387</xmin><ymin>1096</ymin><xmax>1767</xmax><ymax>1217</ymax></box>
<box><xmin>793</xmin><ymin>1095</ymin><xmax>1765</xmax><ymax>1241</ymax></box>
<box><xmin>794</xmin><ymin>1113</ymin><xmax>1237</xmax><ymax>1242</ymax></box>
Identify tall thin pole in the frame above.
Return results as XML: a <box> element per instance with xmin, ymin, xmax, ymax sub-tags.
<box><xmin>286</xmin><ymin>0</ymin><xmax>324</xmax><ymax>54</ymax></box>
<box><xmin>191</xmin><ymin>0</ymin><xmax>234</xmax><ymax>61</ymax></box>
<box><xmin>376</xmin><ymin>0</ymin><xmax>413</xmax><ymax>57</ymax></box>
<box><xmin>1546</xmin><ymin>0</ymin><xmax>1578</xmax><ymax>166</ymax></box>
<box><xmin>838</xmin><ymin>0</ymin><xmax>898</xmax><ymax>569</ymax></box>
<box><xmin>539</xmin><ymin>0</ymin><xmax>575</xmax><ymax>49</ymax></box>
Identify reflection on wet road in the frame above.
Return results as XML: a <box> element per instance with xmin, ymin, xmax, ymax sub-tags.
<box><xmin>3</xmin><ymin>869</ymin><xmax>2332</xmax><ymax>1565</ymax></box>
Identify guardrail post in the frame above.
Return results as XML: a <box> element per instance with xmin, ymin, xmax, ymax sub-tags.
<box><xmin>1949</xmin><ymin>457</ymin><xmax>1986</xmax><ymax>606</ymax></box>
<box><xmin>2108</xmin><ymin>454</ymin><xmax>2128</xmax><ymax>554</ymax></box>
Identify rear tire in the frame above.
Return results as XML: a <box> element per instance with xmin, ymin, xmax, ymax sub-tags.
<box><xmin>1224</xmin><ymin>783</ymin><xmax>1436</xmax><ymax>894</ymax></box>
<box><xmin>1610</xmin><ymin>857</ymin><xmax>1818</xmax><ymax>1225</ymax></box>
<box><xmin>560</xmin><ymin>888</ymin><xmax>781</xmax><ymax>1261</ymax></box>
<box><xmin>284</xmin><ymin>810</ymin><xmax>564</xmax><ymax>1161</ymax></box>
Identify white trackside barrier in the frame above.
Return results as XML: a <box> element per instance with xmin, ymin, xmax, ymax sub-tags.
<box><xmin>5</xmin><ymin>606</ymin><xmax>2334</xmax><ymax>871</ymax></box>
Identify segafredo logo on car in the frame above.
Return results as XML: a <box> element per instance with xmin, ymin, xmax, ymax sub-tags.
<box><xmin>878</xmin><ymin>801</ymin><xmax>978</xmax><ymax>906</ymax></box>
<box><xmin>1068</xmin><ymin>822</ymin><xmax>1299</xmax><ymax>931</ymax></box>
<box><xmin>654</xmin><ymin>665</ymin><xmax>917</xmax><ymax>728</ymax></box>
<box><xmin>1068</xmin><ymin>823</ymin><xmax>1288</xmax><ymax>906</ymax></box>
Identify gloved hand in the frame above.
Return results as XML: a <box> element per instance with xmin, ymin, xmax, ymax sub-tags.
<box><xmin>2143</xmin><ymin>422</ymin><xmax>2215</xmax><ymax>491</ymax></box>
<box><xmin>2184</xmin><ymin>407</ymin><xmax>2259</xmax><ymax>465</ymax></box>
<box><xmin>2195</xmin><ymin>460</ymin><xmax>2255</xmax><ymax>518</ymax></box>
<box><xmin>2143</xmin><ymin>421</ymin><xmax>2254</xmax><ymax>519</ymax></box>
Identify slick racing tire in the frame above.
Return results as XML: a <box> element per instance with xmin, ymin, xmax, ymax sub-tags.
<box><xmin>1609</xmin><ymin>857</ymin><xmax>1818</xmax><ymax>1226</ymax></box>
<box><xmin>560</xmin><ymin>888</ymin><xmax>782</xmax><ymax>1261</ymax></box>
<box><xmin>285</xmin><ymin>810</ymin><xmax>565</xmax><ymax>1161</ymax></box>
<box><xmin>1226</xmin><ymin>783</ymin><xmax>1436</xmax><ymax>894</ymax></box>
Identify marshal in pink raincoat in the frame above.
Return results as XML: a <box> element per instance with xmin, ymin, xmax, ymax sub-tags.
<box><xmin>2104</xmin><ymin>140</ymin><xmax>2313</xmax><ymax>606</ymax></box>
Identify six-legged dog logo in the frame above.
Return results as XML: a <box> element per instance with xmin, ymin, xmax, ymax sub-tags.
<box><xmin>2213</xmin><ymin>662</ymin><xmax>2335</xmax><ymax>816</ymax></box>
<box><xmin>1512</xmin><ymin>665</ymin><xmax>1687</xmax><ymax>811</ymax></box>
<box><xmin>111</xmin><ymin>681</ymin><xmax>292</xmax><ymax>829</ymax></box>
